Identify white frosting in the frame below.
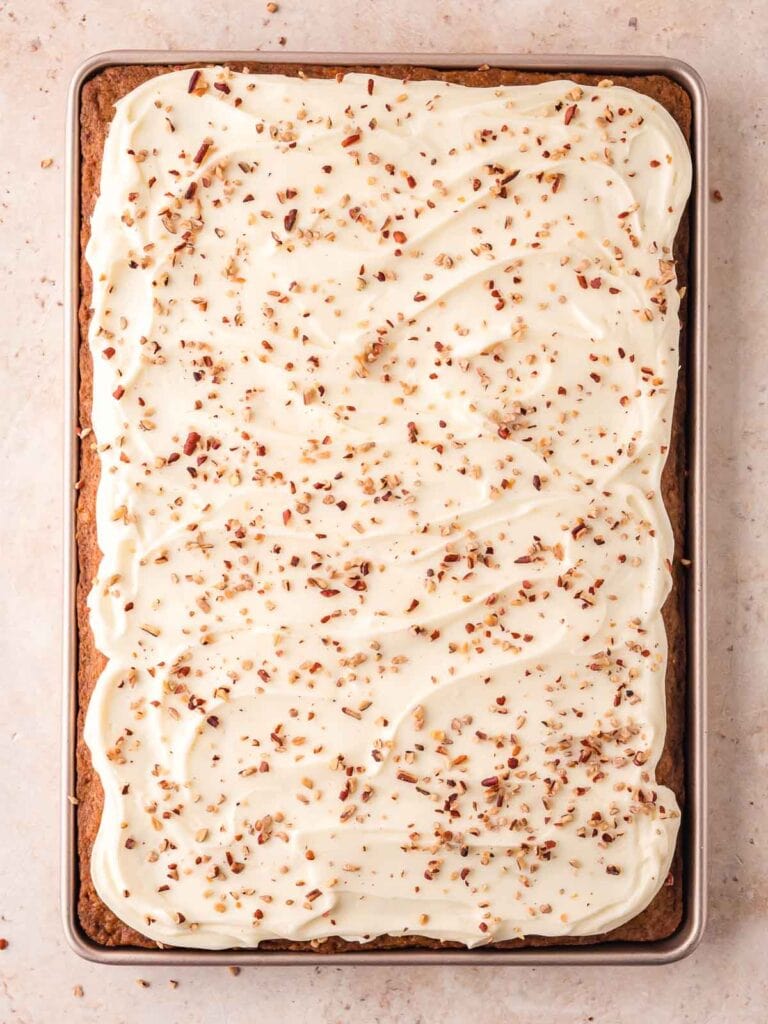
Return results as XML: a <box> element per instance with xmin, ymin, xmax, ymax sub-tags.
<box><xmin>84</xmin><ymin>67</ymin><xmax>691</xmax><ymax>949</ymax></box>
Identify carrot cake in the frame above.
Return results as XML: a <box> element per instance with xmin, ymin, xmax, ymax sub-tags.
<box><xmin>77</xmin><ymin>65</ymin><xmax>692</xmax><ymax>949</ymax></box>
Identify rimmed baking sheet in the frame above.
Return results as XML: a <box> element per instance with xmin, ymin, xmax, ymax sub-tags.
<box><xmin>63</xmin><ymin>50</ymin><xmax>707</xmax><ymax>965</ymax></box>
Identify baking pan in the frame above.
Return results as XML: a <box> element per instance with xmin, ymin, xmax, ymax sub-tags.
<box><xmin>62</xmin><ymin>50</ymin><xmax>708</xmax><ymax>965</ymax></box>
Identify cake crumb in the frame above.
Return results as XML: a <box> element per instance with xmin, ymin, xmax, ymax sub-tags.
<box><xmin>711</xmin><ymin>189</ymin><xmax>724</xmax><ymax>202</ymax></box>
<box><xmin>40</xmin><ymin>157</ymin><xmax>53</xmax><ymax>168</ymax></box>
<box><xmin>73</xmin><ymin>985</ymin><xmax>84</xmax><ymax>998</ymax></box>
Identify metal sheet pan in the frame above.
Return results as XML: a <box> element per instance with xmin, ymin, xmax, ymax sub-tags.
<box><xmin>63</xmin><ymin>50</ymin><xmax>708</xmax><ymax>965</ymax></box>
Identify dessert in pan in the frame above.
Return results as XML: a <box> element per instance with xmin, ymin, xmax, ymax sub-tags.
<box><xmin>77</xmin><ymin>64</ymin><xmax>691</xmax><ymax>950</ymax></box>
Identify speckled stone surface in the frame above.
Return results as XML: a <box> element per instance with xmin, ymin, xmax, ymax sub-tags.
<box><xmin>0</xmin><ymin>1</ymin><xmax>766</xmax><ymax>1021</ymax></box>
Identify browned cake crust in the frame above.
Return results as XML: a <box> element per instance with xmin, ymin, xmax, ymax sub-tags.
<box><xmin>76</xmin><ymin>62</ymin><xmax>691</xmax><ymax>952</ymax></box>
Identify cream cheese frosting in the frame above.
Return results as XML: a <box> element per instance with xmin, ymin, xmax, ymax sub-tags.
<box><xmin>83</xmin><ymin>67</ymin><xmax>691</xmax><ymax>949</ymax></box>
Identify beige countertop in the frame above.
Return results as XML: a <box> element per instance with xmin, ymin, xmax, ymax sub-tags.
<box><xmin>0</xmin><ymin>0</ymin><xmax>766</xmax><ymax>1020</ymax></box>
